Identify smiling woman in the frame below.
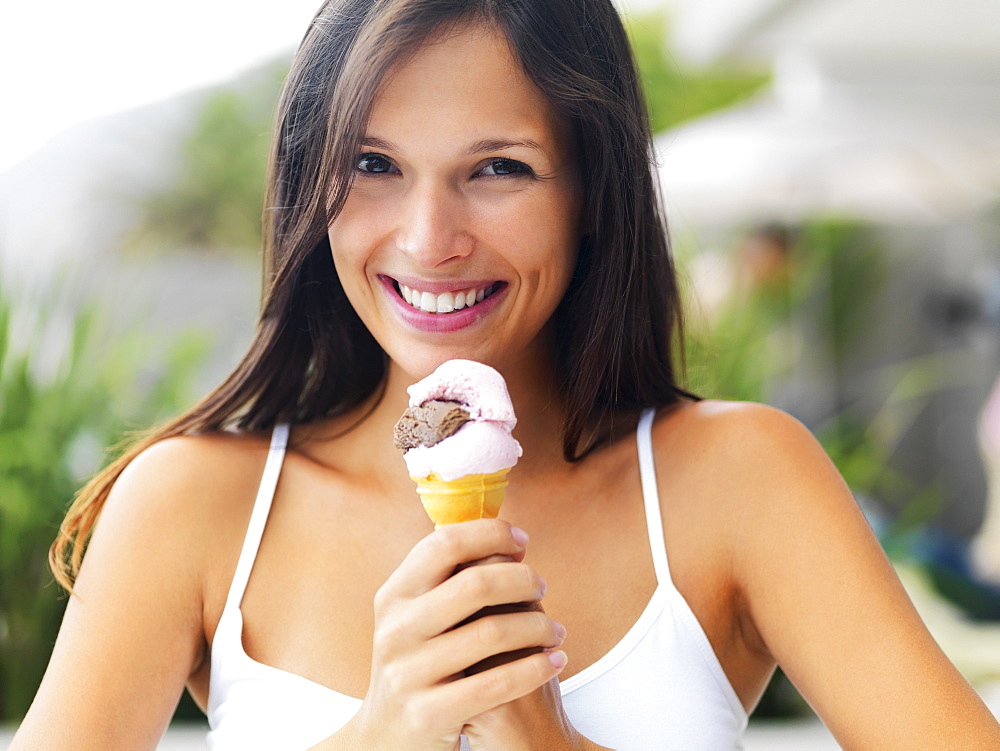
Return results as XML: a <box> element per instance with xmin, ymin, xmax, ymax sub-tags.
<box><xmin>10</xmin><ymin>0</ymin><xmax>1000</xmax><ymax>749</ymax></box>
<box><xmin>329</xmin><ymin>24</ymin><xmax>581</xmax><ymax>373</ymax></box>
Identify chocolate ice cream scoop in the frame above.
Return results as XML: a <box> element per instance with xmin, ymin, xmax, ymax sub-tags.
<box><xmin>393</xmin><ymin>399</ymin><xmax>471</xmax><ymax>451</ymax></box>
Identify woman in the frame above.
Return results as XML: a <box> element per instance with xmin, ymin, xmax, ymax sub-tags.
<box><xmin>13</xmin><ymin>0</ymin><xmax>1000</xmax><ymax>748</ymax></box>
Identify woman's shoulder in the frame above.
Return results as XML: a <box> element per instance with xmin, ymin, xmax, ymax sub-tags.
<box><xmin>654</xmin><ymin>397</ymin><xmax>807</xmax><ymax>436</ymax></box>
<box><xmin>646</xmin><ymin>399</ymin><xmax>867</xmax><ymax>645</ymax></box>
<box><xmin>651</xmin><ymin>398</ymin><xmax>830</xmax><ymax>476</ymax></box>
<box><xmin>89</xmin><ymin>428</ymin><xmax>279</xmax><ymax>624</ymax></box>
<box><xmin>648</xmin><ymin>398</ymin><xmax>851</xmax><ymax>534</ymax></box>
<box><xmin>114</xmin><ymin>429</ymin><xmax>273</xmax><ymax>510</ymax></box>
<box><xmin>124</xmin><ymin>428</ymin><xmax>274</xmax><ymax>480</ymax></box>
<box><xmin>99</xmin><ymin>429</ymin><xmax>276</xmax><ymax>560</ymax></box>
<box><xmin>650</xmin><ymin>398</ymin><xmax>865</xmax><ymax>581</ymax></box>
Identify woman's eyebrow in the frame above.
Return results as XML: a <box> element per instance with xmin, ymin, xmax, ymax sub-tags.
<box><xmin>465</xmin><ymin>137</ymin><xmax>546</xmax><ymax>156</ymax></box>
<box><xmin>359</xmin><ymin>136</ymin><xmax>395</xmax><ymax>151</ymax></box>
<box><xmin>358</xmin><ymin>135</ymin><xmax>548</xmax><ymax>157</ymax></box>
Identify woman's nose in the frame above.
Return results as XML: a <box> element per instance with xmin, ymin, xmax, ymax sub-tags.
<box><xmin>394</xmin><ymin>181</ymin><xmax>474</xmax><ymax>268</ymax></box>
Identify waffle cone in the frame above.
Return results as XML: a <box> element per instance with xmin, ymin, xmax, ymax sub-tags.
<box><xmin>411</xmin><ymin>469</ymin><xmax>510</xmax><ymax>527</ymax></box>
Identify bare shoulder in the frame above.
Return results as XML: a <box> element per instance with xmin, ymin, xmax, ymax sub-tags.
<box><xmin>650</xmin><ymin>399</ymin><xmax>843</xmax><ymax>509</ymax></box>
<box><xmin>110</xmin><ymin>430</ymin><xmax>271</xmax><ymax>522</ymax></box>
<box><xmin>648</xmin><ymin>399</ymin><xmax>861</xmax><ymax>606</ymax></box>
<box><xmin>89</xmin><ymin>429</ymin><xmax>274</xmax><ymax>618</ymax></box>
<box><xmin>653</xmin><ymin>398</ymin><xmax>822</xmax><ymax>458</ymax></box>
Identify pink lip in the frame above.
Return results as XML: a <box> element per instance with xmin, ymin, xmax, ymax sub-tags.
<box><xmin>378</xmin><ymin>275</ymin><xmax>507</xmax><ymax>333</ymax></box>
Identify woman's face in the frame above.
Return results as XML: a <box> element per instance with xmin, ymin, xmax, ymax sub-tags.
<box><xmin>327</xmin><ymin>22</ymin><xmax>582</xmax><ymax>380</ymax></box>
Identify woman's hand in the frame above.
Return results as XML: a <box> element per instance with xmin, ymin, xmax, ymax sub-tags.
<box><xmin>332</xmin><ymin>519</ymin><xmax>567</xmax><ymax>750</ymax></box>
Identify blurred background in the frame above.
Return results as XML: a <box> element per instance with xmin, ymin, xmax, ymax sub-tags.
<box><xmin>1</xmin><ymin>0</ymin><xmax>999</xmax><ymax>746</ymax></box>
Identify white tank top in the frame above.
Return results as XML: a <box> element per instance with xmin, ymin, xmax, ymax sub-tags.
<box><xmin>206</xmin><ymin>409</ymin><xmax>748</xmax><ymax>749</ymax></box>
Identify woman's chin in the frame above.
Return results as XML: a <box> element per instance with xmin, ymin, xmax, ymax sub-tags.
<box><xmin>388</xmin><ymin>350</ymin><xmax>496</xmax><ymax>383</ymax></box>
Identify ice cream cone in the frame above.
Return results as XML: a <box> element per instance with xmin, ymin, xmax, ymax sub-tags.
<box><xmin>412</xmin><ymin>468</ymin><xmax>510</xmax><ymax>527</ymax></box>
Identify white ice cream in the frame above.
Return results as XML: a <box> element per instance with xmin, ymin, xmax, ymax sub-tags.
<box><xmin>402</xmin><ymin>359</ymin><xmax>522</xmax><ymax>481</ymax></box>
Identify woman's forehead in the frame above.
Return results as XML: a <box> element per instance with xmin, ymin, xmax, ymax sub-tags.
<box><xmin>365</xmin><ymin>22</ymin><xmax>573</xmax><ymax>159</ymax></box>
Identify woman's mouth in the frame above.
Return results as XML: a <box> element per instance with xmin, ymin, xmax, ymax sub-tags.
<box><xmin>379</xmin><ymin>275</ymin><xmax>507</xmax><ymax>332</ymax></box>
<box><xmin>395</xmin><ymin>281</ymin><xmax>500</xmax><ymax>314</ymax></box>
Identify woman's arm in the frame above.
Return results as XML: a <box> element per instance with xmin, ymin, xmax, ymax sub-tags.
<box><xmin>719</xmin><ymin>403</ymin><xmax>1000</xmax><ymax>747</ymax></box>
<box><xmin>10</xmin><ymin>437</ymin><xmax>228</xmax><ymax>749</ymax></box>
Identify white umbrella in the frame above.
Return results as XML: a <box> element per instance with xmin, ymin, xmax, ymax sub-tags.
<box><xmin>655</xmin><ymin>82</ymin><xmax>1000</xmax><ymax>227</ymax></box>
<box><xmin>656</xmin><ymin>0</ymin><xmax>1000</xmax><ymax>228</ymax></box>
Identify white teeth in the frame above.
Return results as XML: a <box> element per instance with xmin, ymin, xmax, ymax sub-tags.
<box><xmin>436</xmin><ymin>292</ymin><xmax>455</xmax><ymax>313</ymax></box>
<box><xmin>398</xmin><ymin>283</ymin><xmax>495</xmax><ymax>313</ymax></box>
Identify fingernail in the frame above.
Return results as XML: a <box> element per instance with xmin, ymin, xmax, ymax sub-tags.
<box><xmin>553</xmin><ymin>622</ymin><xmax>567</xmax><ymax>642</ymax></box>
<box><xmin>538</xmin><ymin>576</ymin><xmax>548</xmax><ymax>597</ymax></box>
<box><xmin>548</xmin><ymin>650</ymin><xmax>568</xmax><ymax>670</ymax></box>
<box><xmin>510</xmin><ymin>526</ymin><xmax>529</xmax><ymax>547</ymax></box>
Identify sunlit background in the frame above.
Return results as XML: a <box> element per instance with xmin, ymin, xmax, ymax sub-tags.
<box><xmin>2</xmin><ymin>0</ymin><xmax>999</xmax><ymax>746</ymax></box>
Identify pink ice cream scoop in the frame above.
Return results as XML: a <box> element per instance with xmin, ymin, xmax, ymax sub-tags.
<box><xmin>394</xmin><ymin>359</ymin><xmax>522</xmax><ymax>482</ymax></box>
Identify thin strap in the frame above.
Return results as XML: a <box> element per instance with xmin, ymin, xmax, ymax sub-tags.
<box><xmin>223</xmin><ymin>423</ymin><xmax>290</xmax><ymax>610</ymax></box>
<box><xmin>637</xmin><ymin>408</ymin><xmax>671</xmax><ymax>585</ymax></box>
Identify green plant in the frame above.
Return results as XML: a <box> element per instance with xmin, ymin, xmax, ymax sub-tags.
<box><xmin>626</xmin><ymin>12</ymin><xmax>770</xmax><ymax>134</ymax></box>
<box><xmin>0</xmin><ymin>285</ymin><xmax>209</xmax><ymax>721</ymax></box>
<box><xmin>123</xmin><ymin>60</ymin><xmax>288</xmax><ymax>256</ymax></box>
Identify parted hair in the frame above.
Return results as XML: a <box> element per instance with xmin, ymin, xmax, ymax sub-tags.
<box><xmin>51</xmin><ymin>0</ymin><xmax>690</xmax><ymax>588</ymax></box>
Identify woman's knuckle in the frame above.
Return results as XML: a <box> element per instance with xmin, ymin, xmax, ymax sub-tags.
<box><xmin>432</xmin><ymin>526</ymin><xmax>462</xmax><ymax>559</ymax></box>
<box><xmin>482</xmin><ymin>667</ymin><xmax>513</xmax><ymax>698</ymax></box>
<box><xmin>531</xmin><ymin>611</ymin><xmax>550</xmax><ymax>634</ymax></box>
<box><xmin>372</xmin><ymin>581</ymin><xmax>397</xmax><ymax>614</ymax></box>
<box><xmin>374</xmin><ymin>614</ymin><xmax>407</xmax><ymax>650</ymax></box>
<box><xmin>372</xmin><ymin>590</ymin><xmax>388</xmax><ymax>615</ymax></box>
<box><xmin>382</xmin><ymin>662</ymin><xmax>407</xmax><ymax>695</ymax></box>
<box><xmin>489</xmin><ymin>518</ymin><xmax>510</xmax><ymax>544</ymax></box>
<box><xmin>512</xmin><ymin>563</ymin><xmax>535</xmax><ymax>592</ymax></box>
<box><xmin>474</xmin><ymin>615</ymin><xmax>503</xmax><ymax>647</ymax></box>
<box><xmin>407</xmin><ymin>695</ymin><xmax>440</xmax><ymax>733</ymax></box>
<box><xmin>463</xmin><ymin>568</ymin><xmax>492</xmax><ymax>600</ymax></box>
<box><xmin>393</xmin><ymin>615</ymin><xmax>418</xmax><ymax>645</ymax></box>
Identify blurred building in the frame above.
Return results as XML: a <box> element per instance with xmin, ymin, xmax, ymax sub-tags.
<box><xmin>655</xmin><ymin>0</ymin><xmax>1000</xmax><ymax>536</ymax></box>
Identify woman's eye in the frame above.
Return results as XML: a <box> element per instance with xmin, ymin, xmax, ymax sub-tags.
<box><xmin>356</xmin><ymin>154</ymin><xmax>396</xmax><ymax>174</ymax></box>
<box><xmin>479</xmin><ymin>158</ymin><xmax>532</xmax><ymax>177</ymax></box>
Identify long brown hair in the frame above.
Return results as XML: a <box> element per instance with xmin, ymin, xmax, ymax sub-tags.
<box><xmin>51</xmin><ymin>0</ymin><xmax>691</xmax><ymax>589</ymax></box>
